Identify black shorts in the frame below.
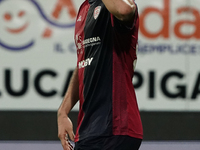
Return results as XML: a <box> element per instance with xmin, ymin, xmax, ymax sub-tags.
<box><xmin>75</xmin><ymin>135</ymin><xmax>142</xmax><ymax>150</ymax></box>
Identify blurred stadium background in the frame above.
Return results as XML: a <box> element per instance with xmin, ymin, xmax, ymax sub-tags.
<box><xmin>0</xmin><ymin>0</ymin><xmax>200</xmax><ymax>149</ymax></box>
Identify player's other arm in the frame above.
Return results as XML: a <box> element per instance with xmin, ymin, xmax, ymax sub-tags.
<box><xmin>102</xmin><ymin>0</ymin><xmax>136</xmax><ymax>22</ymax></box>
<box><xmin>58</xmin><ymin>67</ymin><xmax>79</xmax><ymax>118</ymax></box>
<box><xmin>57</xmin><ymin>67</ymin><xmax>79</xmax><ymax>149</ymax></box>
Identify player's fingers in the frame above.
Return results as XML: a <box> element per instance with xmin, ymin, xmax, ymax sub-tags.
<box><xmin>65</xmin><ymin>138</ymin><xmax>73</xmax><ymax>150</ymax></box>
<box><xmin>68</xmin><ymin>130</ymin><xmax>75</xmax><ymax>141</ymax></box>
<box><xmin>65</xmin><ymin>136</ymin><xmax>73</xmax><ymax>150</ymax></box>
<box><xmin>59</xmin><ymin>134</ymin><xmax>70</xmax><ymax>150</ymax></box>
<box><xmin>61</xmin><ymin>138</ymin><xmax>70</xmax><ymax>150</ymax></box>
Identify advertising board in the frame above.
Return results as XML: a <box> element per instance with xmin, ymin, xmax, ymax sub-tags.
<box><xmin>0</xmin><ymin>0</ymin><xmax>200</xmax><ymax>111</ymax></box>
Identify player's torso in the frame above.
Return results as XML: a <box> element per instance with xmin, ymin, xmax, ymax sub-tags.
<box><xmin>74</xmin><ymin>0</ymin><xmax>143</xmax><ymax>141</ymax></box>
<box><xmin>74</xmin><ymin>0</ymin><xmax>114</xmax><ymax>141</ymax></box>
<box><xmin>74</xmin><ymin>0</ymin><xmax>113</xmax><ymax>105</ymax></box>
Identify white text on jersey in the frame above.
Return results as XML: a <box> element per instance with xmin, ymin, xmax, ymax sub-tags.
<box><xmin>83</xmin><ymin>37</ymin><xmax>101</xmax><ymax>45</ymax></box>
<box><xmin>79</xmin><ymin>57</ymin><xmax>94</xmax><ymax>69</ymax></box>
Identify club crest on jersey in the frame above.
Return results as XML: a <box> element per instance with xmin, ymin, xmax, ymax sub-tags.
<box><xmin>94</xmin><ymin>6</ymin><xmax>101</xmax><ymax>19</ymax></box>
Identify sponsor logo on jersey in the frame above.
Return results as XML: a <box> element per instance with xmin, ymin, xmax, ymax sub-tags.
<box><xmin>75</xmin><ymin>35</ymin><xmax>101</xmax><ymax>51</ymax></box>
<box><xmin>75</xmin><ymin>35</ymin><xmax>82</xmax><ymax>50</ymax></box>
<box><xmin>78</xmin><ymin>57</ymin><xmax>93</xmax><ymax>68</ymax></box>
<box><xmin>83</xmin><ymin>36</ymin><xmax>101</xmax><ymax>45</ymax></box>
<box><xmin>77</xmin><ymin>16</ymin><xmax>82</xmax><ymax>22</ymax></box>
<box><xmin>94</xmin><ymin>6</ymin><xmax>101</xmax><ymax>20</ymax></box>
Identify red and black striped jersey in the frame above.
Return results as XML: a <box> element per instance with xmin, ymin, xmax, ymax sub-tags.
<box><xmin>74</xmin><ymin>0</ymin><xmax>143</xmax><ymax>142</ymax></box>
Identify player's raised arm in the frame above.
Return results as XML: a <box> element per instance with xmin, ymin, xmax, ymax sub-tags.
<box><xmin>102</xmin><ymin>0</ymin><xmax>136</xmax><ymax>22</ymax></box>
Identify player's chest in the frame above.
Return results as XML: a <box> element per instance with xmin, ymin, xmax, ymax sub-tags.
<box><xmin>75</xmin><ymin>1</ymin><xmax>108</xmax><ymax>38</ymax></box>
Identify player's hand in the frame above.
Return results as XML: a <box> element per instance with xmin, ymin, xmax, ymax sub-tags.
<box><xmin>58</xmin><ymin>115</ymin><xmax>75</xmax><ymax>150</ymax></box>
